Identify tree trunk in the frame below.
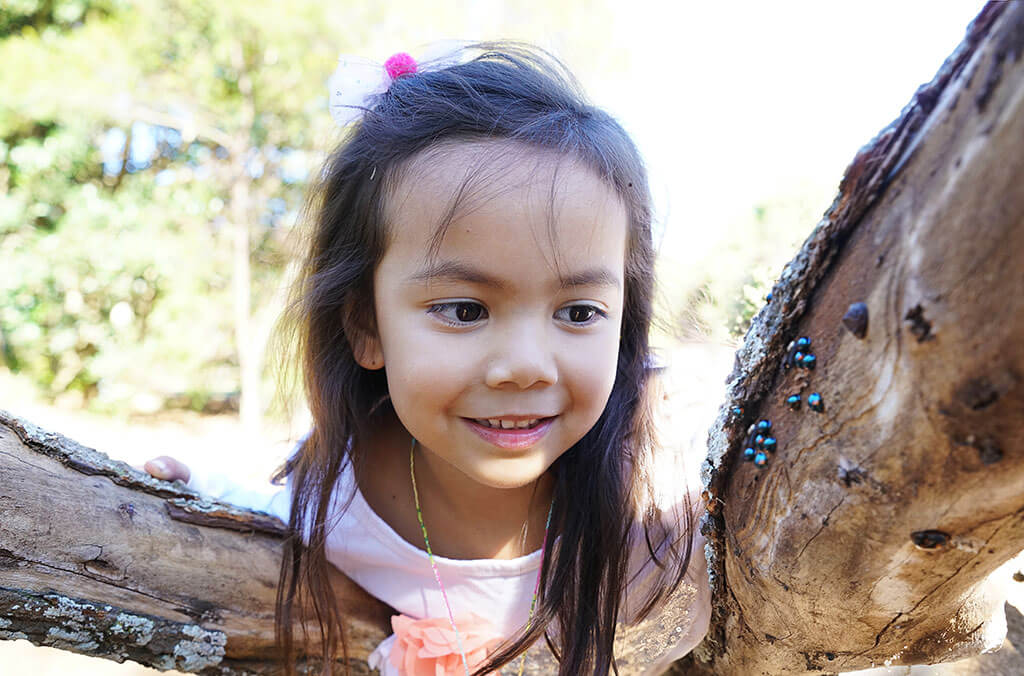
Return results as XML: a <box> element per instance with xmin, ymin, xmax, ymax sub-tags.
<box><xmin>230</xmin><ymin>38</ymin><xmax>261</xmax><ymax>439</ymax></box>
<box><xmin>2</xmin><ymin>2</ymin><xmax>1023</xmax><ymax>674</ymax></box>
<box><xmin>677</xmin><ymin>1</ymin><xmax>1024</xmax><ymax>673</ymax></box>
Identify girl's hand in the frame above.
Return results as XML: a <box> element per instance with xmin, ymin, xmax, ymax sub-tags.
<box><xmin>143</xmin><ymin>455</ymin><xmax>191</xmax><ymax>483</ymax></box>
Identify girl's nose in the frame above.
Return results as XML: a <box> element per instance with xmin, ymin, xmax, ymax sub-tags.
<box><xmin>484</xmin><ymin>324</ymin><xmax>558</xmax><ymax>390</ymax></box>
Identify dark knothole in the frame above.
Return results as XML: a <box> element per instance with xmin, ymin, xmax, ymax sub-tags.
<box><xmin>911</xmin><ymin>530</ymin><xmax>949</xmax><ymax>550</ymax></box>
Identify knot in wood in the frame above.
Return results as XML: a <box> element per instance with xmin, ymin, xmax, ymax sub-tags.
<box><xmin>911</xmin><ymin>529</ymin><xmax>950</xmax><ymax>550</ymax></box>
<box><xmin>904</xmin><ymin>304</ymin><xmax>933</xmax><ymax>342</ymax></box>
<box><xmin>842</xmin><ymin>302</ymin><xmax>869</xmax><ymax>338</ymax></box>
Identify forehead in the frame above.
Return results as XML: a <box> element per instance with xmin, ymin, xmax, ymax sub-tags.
<box><xmin>382</xmin><ymin>140</ymin><xmax>629</xmax><ymax>277</ymax></box>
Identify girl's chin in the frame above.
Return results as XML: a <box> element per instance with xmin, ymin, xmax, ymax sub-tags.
<box><xmin>471</xmin><ymin>472</ymin><xmax>545</xmax><ymax>491</ymax></box>
<box><xmin>411</xmin><ymin>424</ymin><xmax>566</xmax><ymax>489</ymax></box>
<box><xmin>466</xmin><ymin>454</ymin><xmax>560</xmax><ymax>491</ymax></box>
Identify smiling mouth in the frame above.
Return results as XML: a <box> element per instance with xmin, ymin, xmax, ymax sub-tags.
<box><xmin>463</xmin><ymin>416</ymin><xmax>557</xmax><ymax>449</ymax></box>
<box><xmin>468</xmin><ymin>417</ymin><xmax>552</xmax><ymax>430</ymax></box>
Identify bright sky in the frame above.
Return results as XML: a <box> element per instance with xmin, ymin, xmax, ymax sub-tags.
<box><xmin>593</xmin><ymin>0</ymin><xmax>987</xmax><ymax>261</ymax></box>
<box><xmin>340</xmin><ymin>0</ymin><xmax>986</xmax><ymax>263</ymax></box>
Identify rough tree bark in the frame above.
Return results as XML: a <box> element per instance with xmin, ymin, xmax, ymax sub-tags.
<box><xmin>0</xmin><ymin>411</ymin><xmax>393</xmax><ymax>674</ymax></box>
<box><xmin>676</xmin><ymin>1</ymin><xmax>1024</xmax><ymax>673</ymax></box>
<box><xmin>2</xmin><ymin>2</ymin><xmax>1023</xmax><ymax>674</ymax></box>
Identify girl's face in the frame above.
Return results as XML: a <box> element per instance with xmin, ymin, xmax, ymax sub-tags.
<box><xmin>360</xmin><ymin>141</ymin><xmax>628</xmax><ymax>491</ymax></box>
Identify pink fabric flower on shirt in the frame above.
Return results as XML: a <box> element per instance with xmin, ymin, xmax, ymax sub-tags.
<box><xmin>389</xmin><ymin>613</ymin><xmax>505</xmax><ymax>676</ymax></box>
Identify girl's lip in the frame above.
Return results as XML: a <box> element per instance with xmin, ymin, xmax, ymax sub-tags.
<box><xmin>462</xmin><ymin>417</ymin><xmax>556</xmax><ymax>450</ymax></box>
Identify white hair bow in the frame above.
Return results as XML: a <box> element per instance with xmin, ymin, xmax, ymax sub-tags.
<box><xmin>328</xmin><ymin>42</ymin><xmax>473</xmax><ymax>127</ymax></box>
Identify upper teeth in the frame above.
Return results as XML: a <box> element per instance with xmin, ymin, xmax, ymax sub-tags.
<box><xmin>477</xmin><ymin>418</ymin><xmax>540</xmax><ymax>429</ymax></box>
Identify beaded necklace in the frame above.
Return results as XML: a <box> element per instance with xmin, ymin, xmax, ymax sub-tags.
<box><xmin>410</xmin><ymin>439</ymin><xmax>552</xmax><ymax>676</ymax></box>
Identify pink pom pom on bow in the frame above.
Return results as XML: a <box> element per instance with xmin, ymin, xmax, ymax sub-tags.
<box><xmin>384</xmin><ymin>52</ymin><xmax>418</xmax><ymax>80</ymax></box>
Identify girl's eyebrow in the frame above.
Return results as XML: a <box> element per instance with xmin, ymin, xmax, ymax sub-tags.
<box><xmin>406</xmin><ymin>260</ymin><xmax>621</xmax><ymax>290</ymax></box>
<box><xmin>557</xmin><ymin>267</ymin><xmax>621</xmax><ymax>290</ymax></box>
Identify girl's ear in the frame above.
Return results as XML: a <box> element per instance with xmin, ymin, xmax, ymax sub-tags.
<box><xmin>344</xmin><ymin>300</ymin><xmax>385</xmax><ymax>370</ymax></box>
<box><xmin>352</xmin><ymin>332</ymin><xmax>385</xmax><ymax>370</ymax></box>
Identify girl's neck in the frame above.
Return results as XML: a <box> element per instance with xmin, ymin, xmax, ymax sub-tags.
<box><xmin>415</xmin><ymin>440</ymin><xmax>555</xmax><ymax>559</ymax></box>
<box><xmin>357</xmin><ymin>413</ymin><xmax>555</xmax><ymax>561</ymax></box>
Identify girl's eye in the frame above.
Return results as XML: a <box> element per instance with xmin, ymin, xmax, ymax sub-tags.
<box><xmin>555</xmin><ymin>304</ymin><xmax>607</xmax><ymax>325</ymax></box>
<box><xmin>428</xmin><ymin>302</ymin><xmax>488</xmax><ymax>325</ymax></box>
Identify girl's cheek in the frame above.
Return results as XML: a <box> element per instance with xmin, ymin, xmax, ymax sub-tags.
<box><xmin>565</xmin><ymin>334</ymin><xmax>620</xmax><ymax>404</ymax></box>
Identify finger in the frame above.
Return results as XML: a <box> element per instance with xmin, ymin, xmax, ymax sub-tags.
<box><xmin>143</xmin><ymin>458</ymin><xmax>172</xmax><ymax>479</ymax></box>
<box><xmin>144</xmin><ymin>456</ymin><xmax>190</xmax><ymax>482</ymax></box>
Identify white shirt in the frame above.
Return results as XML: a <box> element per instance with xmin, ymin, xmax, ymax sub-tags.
<box><xmin>189</xmin><ymin>441</ymin><xmax>711</xmax><ymax>675</ymax></box>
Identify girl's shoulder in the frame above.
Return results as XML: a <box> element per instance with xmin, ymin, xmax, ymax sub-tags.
<box><xmin>647</xmin><ymin>342</ymin><xmax>733</xmax><ymax>495</ymax></box>
<box><xmin>606</xmin><ymin>346</ymin><xmax>724</xmax><ymax>670</ymax></box>
<box><xmin>619</xmin><ymin>476</ymin><xmax>711</xmax><ymax>674</ymax></box>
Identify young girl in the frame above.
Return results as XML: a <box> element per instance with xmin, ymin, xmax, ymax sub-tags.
<box><xmin>146</xmin><ymin>43</ymin><xmax>711</xmax><ymax>676</ymax></box>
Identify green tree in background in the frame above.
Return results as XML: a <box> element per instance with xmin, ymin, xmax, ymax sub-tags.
<box><xmin>0</xmin><ymin>1</ymin><xmax>380</xmax><ymax>429</ymax></box>
<box><xmin>679</xmin><ymin>184</ymin><xmax>832</xmax><ymax>342</ymax></box>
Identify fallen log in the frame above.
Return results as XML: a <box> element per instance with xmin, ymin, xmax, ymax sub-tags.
<box><xmin>0</xmin><ymin>410</ymin><xmax>392</xmax><ymax>674</ymax></box>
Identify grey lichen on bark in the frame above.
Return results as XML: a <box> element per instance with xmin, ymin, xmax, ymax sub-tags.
<box><xmin>0</xmin><ymin>588</ymin><xmax>225</xmax><ymax>672</ymax></box>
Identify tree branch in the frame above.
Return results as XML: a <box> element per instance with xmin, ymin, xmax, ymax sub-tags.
<box><xmin>0</xmin><ymin>410</ymin><xmax>392</xmax><ymax>674</ymax></box>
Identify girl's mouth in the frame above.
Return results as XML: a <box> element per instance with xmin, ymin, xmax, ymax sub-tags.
<box><xmin>462</xmin><ymin>416</ymin><xmax>556</xmax><ymax>449</ymax></box>
<box><xmin>470</xmin><ymin>417</ymin><xmax>545</xmax><ymax>429</ymax></box>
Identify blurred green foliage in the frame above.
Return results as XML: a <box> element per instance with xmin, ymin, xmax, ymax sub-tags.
<box><xmin>0</xmin><ymin>0</ymin><xmax>354</xmax><ymax>412</ymax></box>
<box><xmin>0</xmin><ymin>0</ymin><xmax>128</xmax><ymax>37</ymax></box>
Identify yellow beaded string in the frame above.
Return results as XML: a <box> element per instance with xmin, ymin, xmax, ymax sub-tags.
<box><xmin>410</xmin><ymin>439</ymin><xmax>552</xmax><ymax>676</ymax></box>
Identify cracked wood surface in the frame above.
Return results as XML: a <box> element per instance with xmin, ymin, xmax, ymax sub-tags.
<box><xmin>679</xmin><ymin>2</ymin><xmax>1024</xmax><ymax>674</ymax></box>
<box><xmin>0</xmin><ymin>410</ymin><xmax>392</xmax><ymax>674</ymax></box>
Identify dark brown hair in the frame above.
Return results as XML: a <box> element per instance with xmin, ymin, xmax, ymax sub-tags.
<box><xmin>272</xmin><ymin>43</ymin><xmax>694</xmax><ymax>675</ymax></box>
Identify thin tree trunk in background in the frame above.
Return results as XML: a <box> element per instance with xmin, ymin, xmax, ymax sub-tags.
<box><xmin>2</xmin><ymin>2</ymin><xmax>1024</xmax><ymax>675</ymax></box>
<box><xmin>230</xmin><ymin>39</ymin><xmax>261</xmax><ymax>438</ymax></box>
<box><xmin>231</xmin><ymin>171</ymin><xmax>258</xmax><ymax>433</ymax></box>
